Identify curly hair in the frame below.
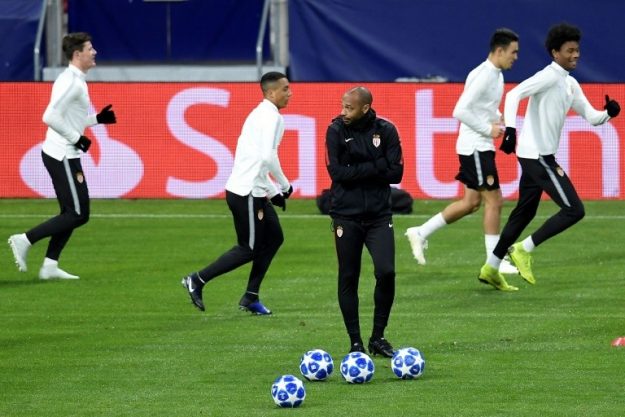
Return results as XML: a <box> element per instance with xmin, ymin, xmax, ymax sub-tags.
<box><xmin>545</xmin><ymin>23</ymin><xmax>581</xmax><ymax>57</ymax></box>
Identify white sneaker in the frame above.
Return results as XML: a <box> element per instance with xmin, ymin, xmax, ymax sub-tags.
<box><xmin>499</xmin><ymin>257</ymin><xmax>519</xmax><ymax>274</ymax></box>
<box><xmin>39</xmin><ymin>265</ymin><xmax>80</xmax><ymax>280</ymax></box>
<box><xmin>405</xmin><ymin>227</ymin><xmax>428</xmax><ymax>265</ymax></box>
<box><xmin>8</xmin><ymin>233</ymin><xmax>31</xmax><ymax>272</ymax></box>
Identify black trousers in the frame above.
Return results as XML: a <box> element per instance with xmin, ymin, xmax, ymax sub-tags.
<box><xmin>494</xmin><ymin>155</ymin><xmax>585</xmax><ymax>259</ymax></box>
<box><xmin>332</xmin><ymin>215</ymin><xmax>396</xmax><ymax>339</ymax></box>
<box><xmin>198</xmin><ymin>191</ymin><xmax>284</xmax><ymax>295</ymax></box>
<box><xmin>25</xmin><ymin>152</ymin><xmax>90</xmax><ymax>261</ymax></box>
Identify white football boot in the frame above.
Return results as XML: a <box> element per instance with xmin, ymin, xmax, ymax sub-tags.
<box><xmin>39</xmin><ymin>265</ymin><xmax>79</xmax><ymax>280</ymax></box>
<box><xmin>8</xmin><ymin>233</ymin><xmax>31</xmax><ymax>272</ymax></box>
<box><xmin>405</xmin><ymin>227</ymin><xmax>428</xmax><ymax>265</ymax></box>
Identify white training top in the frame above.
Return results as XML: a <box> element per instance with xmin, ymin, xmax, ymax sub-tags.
<box><xmin>42</xmin><ymin>64</ymin><xmax>98</xmax><ymax>161</ymax></box>
<box><xmin>225</xmin><ymin>99</ymin><xmax>290</xmax><ymax>198</ymax></box>
<box><xmin>453</xmin><ymin>59</ymin><xmax>503</xmax><ymax>155</ymax></box>
<box><xmin>504</xmin><ymin>61</ymin><xmax>610</xmax><ymax>159</ymax></box>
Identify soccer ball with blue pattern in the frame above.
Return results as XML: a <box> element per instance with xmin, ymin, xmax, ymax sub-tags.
<box><xmin>270</xmin><ymin>375</ymin><xmax>306</xmax><ymax>408</ymax></box>
<box><xmin>300</xmin><ymin>349</ymin><xmax>334</xmax><ymax>381</ymax></box>
<box><xmin>391</xmin><ymin>347</ymin><xmax>425</xmax><ymax>379</ymax></box>
<box><xmin>340</xmin><ymin>352</ymin><xmax>375</xmax><ymax>383</ymax></box>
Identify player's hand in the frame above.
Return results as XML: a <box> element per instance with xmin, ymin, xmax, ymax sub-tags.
<box><xmin>491</xmin><ymin>123</ymin><xmax>504</xmax><ymax>138</ymax></box>
<box><xmin>604</xmin><ymin>95</ymin><xmax>620</xmax><ymax>118</ymax></box>
<box><xmin>283</xmin><ymin>185</ymin><xmax>294</xmax><ymax>199</ymax></box>
<box><xmin>270</xmin><ymin>194</ymin><xmax>286</xmax><ymax>211</ymax></box>
<box><xmin>499</xmin><ymin>127</ymin><xmax>516</xmax><ymax>154</ymax></box>
<box><xmin>96</xmin><ymin>104</ymin><xmax>117</xmax><ymax>124</ymax></box>
<box><xmin>75</xmin><ymin>135</ymin><xmax>92</xmax><ymax>152</ymax></box>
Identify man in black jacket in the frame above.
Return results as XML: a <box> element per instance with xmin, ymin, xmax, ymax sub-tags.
<box><xmin>325</xmin><ymin>86</ymin><xmax>404</xmax><ymax>357</ymax></box>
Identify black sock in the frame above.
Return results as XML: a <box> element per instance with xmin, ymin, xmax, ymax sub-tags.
<box><xmin>192</xmin><ymin>272</ymin><xmax>205</xmax><ymax>286</ymax></box>
<box><xmin>239</xmin><ymin>291</ymin><xmax>258</xmax><ymax>306</ymax></box>
<box><xmin>349</xmin><ymin>333</ymin><xmax>363</xmax><ymax>346</ymax></box>
<box><xmin>371</xmin><ymin>326</ymin><xmax>385</xmax><ymax>340</ymax></box>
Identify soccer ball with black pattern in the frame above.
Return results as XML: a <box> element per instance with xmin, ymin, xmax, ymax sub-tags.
<box><xmin>340</xmin><ymin>351</ymin><xmax>374</xmax><ymax>384</ymax></box>
<box><xmin>299</xmin><ymin>349</ymin><xmax>334</xmax><ymax>381</ymax></box>
<box><xmin>270</xmin><ymin>374</ymin><xmax>306</xmax><ymax>408</ymax></box>
<box><xmin>391</xmin><ymin>347</ymin><xmax>425</xmax><ymax>379</ymax></box>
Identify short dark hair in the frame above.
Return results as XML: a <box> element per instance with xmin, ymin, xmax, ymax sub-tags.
<box><xmin>545</xmin><ymin>23</ymin><xmax>581</xmax><ymax>57</ymax></box>
<box><xmin>489</xmin><ymin>28</ymin><xmax>519</xmax><ymax>53</ymax></box>
<box><xmin>260</xmin><ymin>71</ymin><xmax>287</xmax><ymax>93</ymax></box>
<box><xmin>62</xmin><ymin>32</ymin><xmax>92</xmax><ymax>61</ymax></box>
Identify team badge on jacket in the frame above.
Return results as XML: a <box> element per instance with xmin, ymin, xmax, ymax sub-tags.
<box><xmin>556</xmin><ymin>167</ymin><xmax>565</xmax><ymax>177</ymax></box>
<box><xmin>336</xmin><ymin>225</ymin><xmax>343</xmax><ymax>238</ymax></box>
<box><xmin>372</xmin><ymin>134</ymin><xmax>381</xmax><ymax>148</ymax></box>
<box><xmin>76</xmin><ymin>172</ymin><xmax>84</xmax><ymax>184</ymax></box>
<box><xmin>258</xmin><ymin>209</ymin><xmax>264</xmax><ymax>220</ymax></box>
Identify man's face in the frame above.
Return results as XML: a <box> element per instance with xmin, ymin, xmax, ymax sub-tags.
<box><xmin>73</xmin><ymin>41</ymin><xmax>97</xmax><ymax>72</ymax></box>
<box><xmin>266</xmin><ymin>78</ymin><xmax>292</xmax><ymax>109</ymax></box>
<box><xmin>496</xmin><ymin>41</ymin><xmax>519</xmax><ymax>70</ymax></box>
<box><xmin>553</xmin><ymin>41</ymin><xmax>580</xmax><ymax>71</ymax></box>
<box><xmin>341</xmin><ymin>92</ymin><xmax>369</xmax><ymax>125</ymax></box>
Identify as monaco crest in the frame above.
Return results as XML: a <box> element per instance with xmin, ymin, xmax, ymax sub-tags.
<box><xmin>372</xmin><ymin>134</ymin><xmax>381</xmax><ymax>148</ymax></box>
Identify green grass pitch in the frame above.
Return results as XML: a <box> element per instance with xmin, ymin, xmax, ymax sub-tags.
<box><xmin>1</xmin><ymin>198</ymin><xmax>625</xmax><ymax>416</ymax></box>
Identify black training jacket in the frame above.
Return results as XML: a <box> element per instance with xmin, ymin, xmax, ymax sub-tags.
<box><xmin>325</xmin><ymin>109</ymin><xmax>404</xmax><ymax>219</ymax></box>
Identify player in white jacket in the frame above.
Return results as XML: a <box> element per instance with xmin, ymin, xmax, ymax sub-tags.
<box><xmin>8</xmin><ymin>32</ymin><xmax>116</xmax><ymax>280</ymax></box>
<box><xmin>181</xmin><ymin>72</ymin><xmax>293</xmax><ymax>315</ymax></box>
<box><xmin>405</xmin><ymin>28</ymin><xmax>520</xmax><ymax>290</ymax></box>
<box><xmin>480</xmin><ymin>23</ymin><xmax>620</xmax><ymax>286</ymax></box>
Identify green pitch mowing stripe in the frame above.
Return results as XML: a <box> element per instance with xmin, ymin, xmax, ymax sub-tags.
<box><xmin>1</xmin><ymin>199</ymin><xmax>625</xmax><ymax>417</ymax></box>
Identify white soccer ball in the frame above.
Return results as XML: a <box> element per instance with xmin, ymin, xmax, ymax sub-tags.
<box><xmin>340</xmin><ymin>352</ymin><xmax>375</xmax><ymax>383</ymax></box>
<box><xmin>270</xmin><ymin>374</ymin><xmax>306</xmax><ymax>408</ymax></box>
<box><xmin>391</xmin><ymin>347</ymin><xmax>425</xmax><ymax>379</ymax></box>
<box><xmin>300</xmin><ymin>349</ymin><xmax>334</xmax><ymax>381</ymax></box>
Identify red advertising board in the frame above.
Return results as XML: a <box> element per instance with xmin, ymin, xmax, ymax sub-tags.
<box><xmin>1</xmin><ymin>82</ymin><xmax>623</xmax><ymax>199</ymax></box>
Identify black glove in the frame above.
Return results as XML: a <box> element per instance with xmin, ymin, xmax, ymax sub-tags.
<box><xmin>96</xmin><ymin>104</ymin><xmax>117</xmax><ymax>124</ymax></box>
<box><xmin>75</xmin><ymin>135</ymin><xmax>92</xmax><ymax>152</ymax></box>
<box><xmin>604</xmin><ymin>95</ymin><xmax>620</xmax><ymax>118</ymax></box>
<box><xmin>374</xmin><ymin>157</ymin><xmax>388</xmax><ymax>173</ymax></box>
<box><xmin>283</xmin><ymin>185</ymin><xmax>294</xmax><ymax>199</ymax></box>
<box><xmin>270</xmin><ymin>194</ymin><xmax>286</xmax><ymax>211</ymax></box>
<box><xmin>499</xmin><ymin>127</ymin><xmax>517</xmax><ymax>154</ymax></box>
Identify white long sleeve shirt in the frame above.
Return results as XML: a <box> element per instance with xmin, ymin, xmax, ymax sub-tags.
<box><xmin>504</xmin><ymin>61</ymin><xmax>610</xmax><ymax>159</ymax></box>
<box><xmin>225</xmin><ymin>99</ymin><xmax>290</xmax><ymax>198</ymax></box>
<box><xmin>453</xmin><ymin>59</ymin><xmax>503</xmax><ymax>155</ymax></box>
<box><xmin>42</xmin><ymin>64</ymin><xmax>98</xmax><ymax>161</ymax></box>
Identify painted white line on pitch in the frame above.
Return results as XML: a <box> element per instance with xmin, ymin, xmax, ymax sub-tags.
<box><xmin>2</xmin><ymin>213</ymin><xmax>625</xmax><ymax>220</ymax></box>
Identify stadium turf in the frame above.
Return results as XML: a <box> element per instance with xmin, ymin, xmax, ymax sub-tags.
<box><xmin>1</xmin><ymin>198</ymin><xmax>624</xmax><ymax>416</ymax></box>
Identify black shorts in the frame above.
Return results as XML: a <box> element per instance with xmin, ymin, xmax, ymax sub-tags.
<box><xmin>455</xmin><ymin>150</ymin><xmax>500</xmax><ymax>191</ymax></box>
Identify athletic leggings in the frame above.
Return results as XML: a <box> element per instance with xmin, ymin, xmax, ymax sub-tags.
<box><xmin>198</xmin><ymin>191</ymin><xmax>284</xmax><ymax>295</ymax></box>
<box><xmin>332</xmin><ymin>216</ymin><xmax>396</xmax><ymax>339</ymax></box>
<box><xmin>26</xmin><ymin>152</ymin><xmax>90</xmax><ymax>260</ymax></box>
<box><xmin>494</xmin><ymin>155</ymin><xmax>584</xmax><ymax>259</ymax></box>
